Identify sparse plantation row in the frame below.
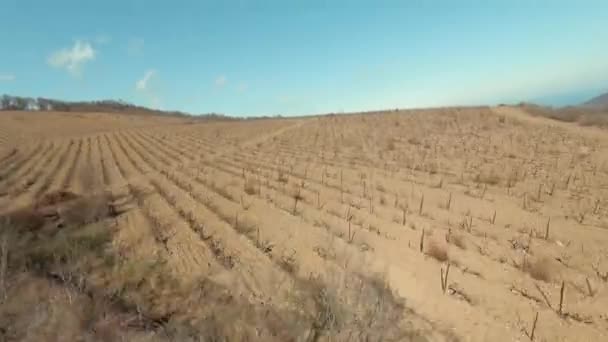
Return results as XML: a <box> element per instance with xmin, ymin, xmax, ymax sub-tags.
<box><xmin>112</xmin><ymin>129</ymin><xmax>388</xmax><ymax>329</ymax></box>
<box><xmin>202</xmin><ymin>144</ymin><xmax>586</xmax><ymax>319</ymax></box>
<box><xmin>0</xmin><ymin>141</ymin><xmax>64</xmax><ymax>209</ymax></box>
<box><xmin>118</xmin><ymin>129</ymin><xmax>404</xmax><ymax>314</ymax></box>
<box><xmin>0</xmin><ymin>142</ymin><xmax>49</xmax><ymax>188</ymax></box>
<box><xmin>1</xmin><ymin>108</ymin><xmax>608</xmax><ymax>341</ymax></box>
<box><xmin>32</xmin><ymin>139</ymin><xmax>73</xmax><ymax>199</ymax></box>
<box><xmin>129</xmin><ymin>124</ymin><xmax>608</xmax><ymax>330</ymax></box>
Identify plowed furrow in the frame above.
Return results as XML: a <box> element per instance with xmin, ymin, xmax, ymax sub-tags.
<box><xmin>115</xmin><ymin>132</ymin><xmax>150</xmax><ymax>175</ymax></box>
<box><xmin>120</xmin><ymin>131</ymin><xmax>340</xmax><ymax>279</ymax></box>
<box><xmin>1</xmin><ymin>142</ymin><xmax>63</xmax><ymax>202</ymax></box>
<box><xmin>0</xmin><ymin>142</ymin><xmax>49</xmax><ymax>186</ymax></box>
<box><xmin>98</xmin><ymin>135</ymin><xmax>120</xmax><ymax>186</ymax></box>
<box><xmin>95</xmin><ymin>135</ymin><xmax>109</xmax><ymax>187</ymax></box>
<box><xmin>32</xmin><ymin>140</ymin><xmax>72</xmax><ymax>198</ymax></box>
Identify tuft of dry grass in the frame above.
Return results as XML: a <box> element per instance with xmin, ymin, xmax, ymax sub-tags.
<box><xmin>61</xmin><ymin>193</ymin><xmax>113</xmax><ymax>227</ymax></box>
<box><xmin>524</xmin><ymin>257</ymin><xmax>553</xmax><ymax>282</ymax></box>
<box><xmin>474</xmin><ymin>171</ymin><xmax>501</xmax><ymax>185</ymax></box>
<box><xmin>426</xmin><ymin>241</ymin><xmax>449</xmax><ymax>262</ymax></box>
<box><xmin>243</xmin><ymin>178</ymin><xmax>260</xmax><ymax>195</ymax></box>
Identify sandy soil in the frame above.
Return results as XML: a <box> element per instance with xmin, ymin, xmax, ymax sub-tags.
<box><xmin>1</xmin><ymin>107</ymin><xmax>607</xmax><ymax>341</ymax></box>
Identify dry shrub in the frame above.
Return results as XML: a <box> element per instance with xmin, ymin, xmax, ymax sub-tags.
<box><xmin>3</xmin><ymin>207</ymin><xmax>46</xmax><ymax>231</ymax></box>
<box><xmin>426</xmin><ymin>241</ymin><xmax>449</xmax><ymax>262</ymax></box>
<box><xmin>407</xmin><ymin>137</ymin><xmax>421</xmax><ymax>145</ymax></box>
<box><xmin>474</xmin><ymin>171</ymin><xmax>501</xmax><ymax>185</ymax></box>
<box><xmin>61</xmin><ymin>193</ymin><xmax>112</xmax><ymax>227</ymax></box>
<box><xmin>524</xmin><ymin>257</ymin><xmax>553</xmax><ymax>282</ymax></box>
<box><xmin>0</xmin><ymin>201</ymin><xmax>438</xmax><ymax>342</ymax></box>
<box><xmin>297</xmin><ymin>271</ymin><xmax>430</xmax><ymax>341</ymax></box>
<box><xmin>386</xmin><ymin>138</ymin><xmax>397</xmax><ymax>151</ymax></box>
<box><xmin>243</xmin><ymin>179</ymin><xmax>259</xmax><ymax>195</ymax></box>
<box><xmin>36</xmin><ymin>190</ymin><xmax>79</xmax><ymax>207</ymax></box>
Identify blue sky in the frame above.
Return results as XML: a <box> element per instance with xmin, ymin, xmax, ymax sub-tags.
<box><xmin>1</xmin><ymin>0</ymin><xmax>608</xmax><ymax>116</ymax></box>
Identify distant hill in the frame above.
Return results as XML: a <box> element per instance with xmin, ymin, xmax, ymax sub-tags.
<box><xmin>519</xmin><ymin>94</ymin><xmax>608</xmax><ymax>127</ymax></box>
<box><xmin>0</xmin><ymin>94</ymin><xmax>237</xmax><ymax>121</ymax></box>
<box><xmin>583</xmin><ymin>91</ymin><xmax>608</xmax><ymax>107</ymax></box>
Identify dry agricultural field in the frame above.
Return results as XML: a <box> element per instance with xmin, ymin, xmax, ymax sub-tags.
<box><xmin>1</xmin><ymin>106</ymin><xmax>608</xmax><ymax>341</ymax></box>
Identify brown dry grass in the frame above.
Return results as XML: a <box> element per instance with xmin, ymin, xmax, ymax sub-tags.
<box><xmin>426</xmin><ymin>241</ymin><xmax>449</xmax><ymax>262</ymax></box>
<box><xmin>524</xmin><ymin>257</ymin><xmax>554</xmax><ymax>282</ymax></box>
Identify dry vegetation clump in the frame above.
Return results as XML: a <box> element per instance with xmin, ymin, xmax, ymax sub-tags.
<box><xmin>426</xmin><ymin>241</ymin><xmax>449</xmax><ymax>262</ymax></box>
<box><xmin>385</xmin><ymin>137</ymin><xmax>397</xmax><ymax>151</ymax></box>
<box><xmin>523</xmin><ymin>257</ymin><xmax>554</xmax><ymax>282</ymax></box>
<box><xmin>243</xmin><ymin>178</ymin><xmax>260</xmax><ymax>195</ymax></box>
<box><xmin>0</xmin><ymin>203</ymin><xmax>430</xmax><ymax>341</ymax></box>
<box><xmin>474</xmin><ymin>170</ymin><xmax>501</xmax><ymax>186</ymax></box>
<box><xmin>295</xmin><ymin>271</ymin><xmax>431</xmax><ymax>341</ymax></box>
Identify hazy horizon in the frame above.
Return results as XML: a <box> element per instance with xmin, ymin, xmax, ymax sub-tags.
<box><xmin>1</xmin><ymin>1</ymin><xmax>608</xmax><ymax>116</ymax></box>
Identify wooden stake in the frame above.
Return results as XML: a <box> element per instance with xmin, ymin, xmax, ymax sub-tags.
<box><xmin>441</xmin><ymin>263</ymin><xmax>451</xmax><ymax>294</ymax></box>
<box><xmin>544</xmin><ymin>217</ymin><xmax>550</xmax><ymax>240</ymax></box>
<box><xmin>529</xmin><ymin>312</ymin><xmax>539</xmax><ymax>341</ymax></box>
<box><xmin>586</xmin><ymin>277</ymin><xmax>594</xmax><ymax>297</ymax></box>
<box><xmin>419</xmin><ymin>194</ymin><xmax>424</xmax><ymax>215</ymax></box>
<box><xmin>491</xmin><ymin>210</ymin><xmax>496</xmax><ymax>225</ymax></box>
<box><xmin>419</xmin><ymin>228</ymin><xmax>425</xmax><ymax>253</ymax></box>
<box><xmin>558</xmin><ymin>281</ymin><xmax>565</xmax><ymax>316</ymax></box>
<box><xmin>447</xmin><ymin>192</ymin><xmax>452</xmax><ymax>211</ymax></box>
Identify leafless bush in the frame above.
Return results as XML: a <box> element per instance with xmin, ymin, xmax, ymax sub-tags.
<box><xmin>61</xmin><ymin>193</ymin><xmax>112</xmax><ymax>227</ymax></box>
<box><xmin>474</xmin><ymin>171</ymin><xmax>501</xmax><ymax>185</ymax></box>
<box><xmin>299</xmin><ymin>271</ymin><xmax>428</xmax><ymax>341</ymax></box>
<box><xmin>426</xmin><ymin>241</ymin><xmax>449</xmax><ymax>262</ymax></box>
<box><xmin>524</xmin><ymin>257</ymin><xmax>553</xmax><ymax>282</ymax></box>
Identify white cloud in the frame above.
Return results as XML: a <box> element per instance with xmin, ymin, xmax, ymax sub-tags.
<box><xmin>47</xmin><ymin>40</ymin><xmax>96</xmax><ymax>76</ymax></box>
<box><xmin>127</xmin><ymin>38</ymin><xmax>145</xmax><ymax>56</ymax></box>
<box><xmin>0</xmin><ymin>74</ymin><xmax>15</xmax><ymax>81</ymax></box>
<box><xmin>215</xmin><ymin>75</ymin><xmax>227</xmax><ymax>87</ymax></box>
<box><xmin>136</xmin><ymin>69</ymin><xmax>157</xmax><ymax>91</ymax></box>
